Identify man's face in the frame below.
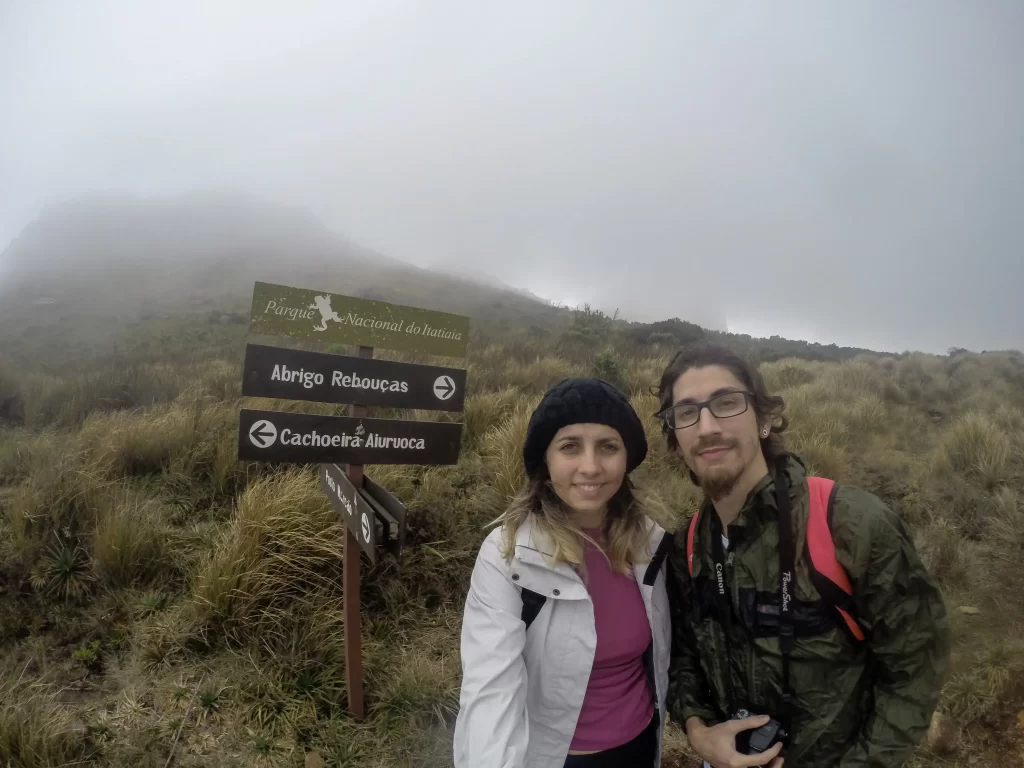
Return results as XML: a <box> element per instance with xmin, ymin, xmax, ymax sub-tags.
<box><xmin>669</xmin><ymin>364</ymin><xmax>765</xmax><ymax>499</ymax></box>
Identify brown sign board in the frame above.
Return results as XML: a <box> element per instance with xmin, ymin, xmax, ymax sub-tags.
<box><xmin>241</xmin><ymin>343</ymin><xmax>466</xmax><ymax>412</ymax></box>
<box><xmin>320</xmin><ymin>463</ymin><xmax>379</xmax><ymax>564</ymax></box>
<box><xmin>249</xmin><ymin>281</ymin><xmax>470</xmax><ymax>358</ymax></box>
<box><xmin>238</xmin><ymin>409</ymin><xmax>463</xmax><ymax>465</ymax></box>
<box><xmin>361</xmin><ymin>473</ymin><xmax>407</xmax><ymax>560</ymax></box>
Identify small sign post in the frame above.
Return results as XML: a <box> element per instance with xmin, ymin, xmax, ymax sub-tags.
<box><xmin>238</xmin><ymin>281</ymin><xmax>469</xmax><ymax>720</ymax></box>
<box><xmin>344</xmin><ymin>345</ymin><xmax>373</xmax><ymax>718</ymax></box>
<box><xmin>320</xmin><ymin>462</ymin><xmax>380</xmax><ymax>564</ymax></box>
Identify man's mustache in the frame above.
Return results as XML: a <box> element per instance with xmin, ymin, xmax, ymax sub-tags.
<box><xmin>692</xmin><ymin>437</ymin><xmax>738</xmax><ymax>455</ymax></box>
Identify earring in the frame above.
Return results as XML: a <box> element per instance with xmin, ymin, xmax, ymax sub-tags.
<box><xmin>762</xmin><ymin>429</ymin><xmax>770</xmax><ymax>438</ymax></box>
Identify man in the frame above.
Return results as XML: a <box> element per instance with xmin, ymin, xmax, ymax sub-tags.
<box><xmin>659</xmin><ymin>342</ymin><xmax>949</xmax><ymax>768</ymax></box>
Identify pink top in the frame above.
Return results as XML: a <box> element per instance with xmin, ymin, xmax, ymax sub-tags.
<box><xmin>569</xmin><ymin>531</ymin><xmax>655</xmax><ymax>752</ymax></box>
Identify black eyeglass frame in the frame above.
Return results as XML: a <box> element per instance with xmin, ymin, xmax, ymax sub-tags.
<box><xmin>657</xmin><ymin>390</ymin><xmax>754</xmax><ymax>430</ymax></box>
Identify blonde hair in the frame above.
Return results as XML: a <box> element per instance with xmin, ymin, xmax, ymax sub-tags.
<box><xmin>492</xmin><ymin>472</ymin><xmax>653</xmax><ymax>575</ymax></box>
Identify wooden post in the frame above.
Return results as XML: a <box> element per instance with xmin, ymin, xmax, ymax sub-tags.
<box><xmin>344</xmin><ymin>344</ymin><xmax>374</xmax><ymax>719</ymax></box>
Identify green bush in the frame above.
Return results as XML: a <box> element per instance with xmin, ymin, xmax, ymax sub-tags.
<box><xmin>591</xmin><ymin>348</ymin><xmax>625</xmax><ymax>390</ymax></box>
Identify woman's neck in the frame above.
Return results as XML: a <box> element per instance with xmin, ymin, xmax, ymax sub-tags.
<box><xmin>574</xmin><ymin>506</ymin><xmax>607</xmax><ymax>531</ymax></box>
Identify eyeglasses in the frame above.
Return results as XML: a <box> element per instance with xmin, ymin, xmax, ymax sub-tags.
<box><xmin>658</xmin><ymin>390</ymin><xmax>752</xmax><ymax>429</ymax></box>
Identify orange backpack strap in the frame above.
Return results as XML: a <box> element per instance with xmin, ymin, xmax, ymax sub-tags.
<box><xmin>805</xmin><ymin>476</ymin><xmax>866</xmax><ymax>642</ymax></box>
<box><xmin>686</xmin><ymin>509</ymin><xmax>701</xmax><ymax>577</ymax></box>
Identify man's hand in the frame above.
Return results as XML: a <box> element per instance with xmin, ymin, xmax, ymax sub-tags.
<box><xmin>686</xmin><ymin>716</ymin><xmax>784</xmax><ymax>768</ymax></box>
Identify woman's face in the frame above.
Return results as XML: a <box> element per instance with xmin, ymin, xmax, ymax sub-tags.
<box><xmin>544</xmin><ymin>423</ymin><xmax>627</xmax><ymax>519</ymax></box>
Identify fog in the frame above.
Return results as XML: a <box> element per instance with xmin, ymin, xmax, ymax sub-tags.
<box><xmin>2</xmin><ymin>1</ymin><xmax>1022</xmax><ymax>353</ymax></box>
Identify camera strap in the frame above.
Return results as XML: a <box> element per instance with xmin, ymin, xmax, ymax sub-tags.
<box><xmin>708</xmin><ymin>461</ymin><xmax>795</xmax><ymax>734</ymax></box>
<box><xmin>775</xmin><ymin>462</ymin><xmax>795</xmax><ymax>735</ymax></box>
<box><xmin>709</xmin><ymin>514</ymin><xmax>737</xmax><ymax>717</ymax></box>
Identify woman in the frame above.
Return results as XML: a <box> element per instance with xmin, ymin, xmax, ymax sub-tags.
<box><xmin>454</xmin><ymin>378</ymin><xmax>672</xmax><ymax>768</ymax></box>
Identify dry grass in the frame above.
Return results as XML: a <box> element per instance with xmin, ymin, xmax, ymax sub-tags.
<box><xmin>937</xmin><ymin>412</ymin><xmax>1015</xmax><ymax>489</ymax></box>
<box><xmin>190</xmin><ymin>468</ymin><xmax>344</xmax><ymax>646</ymax></box>
<box><xmin>989</xmin><ymin>487</ymin><xmax>1023</xmax><ymax>552</ymax></box>
<box><xmin>0</xmin><ymin>664</ymin><xmax>93</xmax><ymax>766</ymax></box>
<box><xmin>92</xmin><ymin>488</ymin><xmax>177</xmax><ymax>589</ymax></box>
<box><xmin>2</xmin><ymin>336</ymin><xmax>1024</xmax><ymax>765</ymax></box>
<box><xmin>477</xmin><ymin>402</ymin><xmax>532</xmax><ymax>519</ymax></box>
<box><xmin>759</xmin><ymin>358</ymin><xmax>819</xmax><ymax>392</ymax></box>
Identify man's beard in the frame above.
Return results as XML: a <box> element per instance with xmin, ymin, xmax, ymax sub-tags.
<box><xmin>697</xmin><ymin>464</ymin><xmax>744</xmax><ymax>500</ymax></box>
<box><xmin>688</xmin><ymin>437</ymin><xmax>743</xmax><ymax>500</ymax></box>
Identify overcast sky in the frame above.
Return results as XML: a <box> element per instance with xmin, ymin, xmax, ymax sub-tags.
<box><xmin>2</xmin><ymin>1</ymin><xmax>1022</xmax><ymax>353</ymax></box>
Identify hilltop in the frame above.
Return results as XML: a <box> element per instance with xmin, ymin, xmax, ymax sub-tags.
<box><xmin>0</xmin><ymin>192</ymin><xmax>569</xmax><ymax>365</ymax></box>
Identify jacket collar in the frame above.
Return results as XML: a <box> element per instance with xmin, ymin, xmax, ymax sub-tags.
<box><xmin>514</xmin><ymin>513</ymin><xmax>666</xmax><ymax>563</ymax></box>
<box><xmin>697</xmin><ymin>453</ymin><xmax>809</xmax><ymax>541</ymax></box>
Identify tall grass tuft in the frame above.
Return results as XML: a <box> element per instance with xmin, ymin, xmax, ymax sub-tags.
<box><xmin>502</xmin><ymin>356</ymin><xmax>584</xmax><ymax>394</ymax></box>
<box><xmin>989</xmin><ymin>487</ymin><xmax>1023</xmax><ymax>551</ymax></box>
<box><xmin>622</xmin><ymin>358</ymin><xmax>663</xmax><ymax>397</ymax></box>
<box><xmin>81</xmin><ymin>405</ymin><xmax>197</xmax><ymax>478</ymax></box>
<box><xmin>759</xmin><ymin>358</ymin><xmax>817</xmax><ymax>392</ymax></box>
<box><xmin>848</xmin><ymin>395</ymin><xmax>887</xmax><ymax>434</ymax></box>
<box><xmin>478</xmin><ymin>403</ymin><xmax>532</xmax><ymax>518</ymax></box>
<box><xmin>916</xmin><ymin>518</ymin><xmax>968</xmax><ymax>588</ymax></box>
<box><xmin>92</xmin><ymin>488</ymin><xmax>177</xmax><ymax>589</ymax></box>
<box><xmin>190</xmin><ymin>468</ymin><xmax>344</xmax><ymax>647</ymax></box>
<box><xmin>937</xmin><ymin>412</ymin><xmax>1014</xmax><ymax>489</ymax></box>
<box><xmin>461</xmin><ymin>389</ymin><xmax>524</xmax><ymax>453</ymax></box>
<box><xmin>0</xmin><ymin>665</ymin><xmax>94</xmax><ymax>766</ymax></box>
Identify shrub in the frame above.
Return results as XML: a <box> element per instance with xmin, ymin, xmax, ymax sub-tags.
<box><xmin>591</xmin><ymin>348</ymin><xmax>625</xmax><ymax>390</ymax></box>
<box><xmin>29</xmin><ymin>539</ymin><xmax>95</xmax><ymax>600</ymax></box>
<box><xmin>937</xmin><ymin>413</ymin><xmax>1014</xmax><ymax>489</ymax></box>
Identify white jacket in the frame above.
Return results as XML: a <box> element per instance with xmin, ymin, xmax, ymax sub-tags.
<box><xmin>454</xmin><ymin>516</ymin><xmax>672</xmax><ymax>768</ymax></box>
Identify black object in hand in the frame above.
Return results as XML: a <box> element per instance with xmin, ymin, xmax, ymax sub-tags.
<box><xmin>732</xmin><ymin>709</ymin><xmax>789</xmax><ymax>755</ymax></box>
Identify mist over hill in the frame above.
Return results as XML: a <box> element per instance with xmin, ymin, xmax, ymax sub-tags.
<box><xmin>0</xmin><ymin>192</ymin><xmax>927</xmax><ymax>373</ymax></box>
<box><xmin>0</xmin><ymin>192</ymin><xmax>570</xmax><ymax>335</ymax></box>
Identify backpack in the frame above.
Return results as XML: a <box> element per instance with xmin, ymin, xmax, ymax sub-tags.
<box><xmin>521</xmin><ymin>588</ymin><xmax>547</xmax><ymax>630</ymax></box>
<box><xmin>686</xmin><ymin>475</ymin><xmax>865</xmax><ymax>643</ymax></box>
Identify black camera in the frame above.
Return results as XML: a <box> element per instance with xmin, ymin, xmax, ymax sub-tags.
<box><xmin>732</xmin><ymin>709</ymin><xmax>788</xmax><ymax>755</ymax></box>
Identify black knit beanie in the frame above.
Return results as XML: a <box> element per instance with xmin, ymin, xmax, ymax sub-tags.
<box><xmin>522</xmin><ymin>377</ymin><xmax>648</xmax><ymax>478</ymax></box>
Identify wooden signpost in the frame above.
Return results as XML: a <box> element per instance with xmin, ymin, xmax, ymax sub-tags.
<box><xmin>238</xmin><ymin>283</ymin><xmax>469</xmax><ymax>719</ymax></box>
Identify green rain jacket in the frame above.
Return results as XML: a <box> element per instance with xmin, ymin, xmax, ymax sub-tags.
<box><xmin>667</xmin><ymin>455</ymin><xmax>950</xmax><ymax>768</ymax></box>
